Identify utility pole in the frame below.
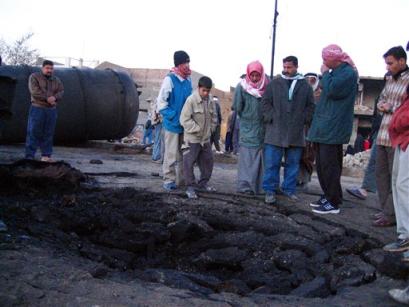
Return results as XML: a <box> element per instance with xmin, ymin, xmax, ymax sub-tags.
<box><xmin>270</xmin><ymin>0</ymin><xmax>279</xmax><ymax>78</ymax></box>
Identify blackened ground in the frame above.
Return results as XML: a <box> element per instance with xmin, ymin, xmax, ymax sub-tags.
<box><xmin>0</xmin><ymin>150</ymin><xmax>408</xmax><ymax>306</ymax></box>
<box><xmin>2</xmin><ymin>183</ymin><xmax>408</xmax><ymax>302</ymax></box>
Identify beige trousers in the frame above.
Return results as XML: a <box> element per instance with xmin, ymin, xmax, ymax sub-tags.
<box><xmin>162</xmin><ymin>130</ymin><xmax>184</xmax><ymax>185</ymax></box>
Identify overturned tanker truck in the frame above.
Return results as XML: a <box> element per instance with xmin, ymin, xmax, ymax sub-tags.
<box><xmin>0</xmin><ymin>65</ymin><xmax>139</xmax><ymax>143</ymax></box>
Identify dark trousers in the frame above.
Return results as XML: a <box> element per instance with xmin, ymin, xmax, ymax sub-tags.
<box><xmin>25</xmin><ymin>105</ymin><xmax>57</xmax><ymax>159</ymax></box>
<box><xmin>233</xmin><ymin>129</ymin><xmax>240</xmax><ymax>154</ymax></box>
<box><xmin>361</xmin><ymin>137</ymin><xmax>378</xmax><ymax>192</ymax></box>
<box><xmin>183</xmin><ymin>142</ymin><xmax>214</xmax><ymax>187</ymax></box>
<box><xmin>211</xmin><ymin>125</ymin><xmax>221</xmax><ymax>151</ymax></box>
<box><xmin>225</xmin><ymin>131</ymin><xmax>233</xmax><ymax>152</ymax></box>
<box><xmin>315</xmin><ymin>143</ymin><xmax>343</xmax><ymax>207</ymax></box>
<box><xmin>375</xmin><ymin>145</ymin><xmax>395</xmax><ymax>218</ymax></box>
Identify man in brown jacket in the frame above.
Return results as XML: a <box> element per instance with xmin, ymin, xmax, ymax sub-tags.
<box><xmin>25</xmin><ymin>60</ymin><xmax>64</xmax><ymax>161</ymax></box>
<box><xmin>180</xmin><ymin>76</ymin><xmax>218</xmax><ymax>199</ymax></box>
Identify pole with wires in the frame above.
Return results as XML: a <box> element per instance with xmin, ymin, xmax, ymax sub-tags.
<box><xmin>270</xmin><ymin>0</ymin><xmax>279</xmax><ymax>78</ymax></box>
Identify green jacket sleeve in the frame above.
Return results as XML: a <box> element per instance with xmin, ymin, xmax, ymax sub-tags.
<box><xmin>232</xmin><ymin>84</ymin><xmax>244</xmax><ymax>116</ymax></box>
<box><xmin>322</xmin><ymin>67</ymin><xmax>357</xmax><ymax>100</ymax></box>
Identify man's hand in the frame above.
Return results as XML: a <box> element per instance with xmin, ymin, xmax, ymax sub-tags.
<box><xmin>47</xmin><ymin>96</ymin><xmax>56</xmax><ymax>106</ymax></box>
<box><xmin>377</xmin><ymin>104</ymin><xmax>385</xmax><ymax>112</ymax></box>
<box><xmin>377</xmin><ymin>102</ymin><xmax>392</xmax><ymax>113</ymax></box>
<box><xmin>320</xmin><ymin>64</ymin><xmax>330</xmax><ymax>74</ymax></box>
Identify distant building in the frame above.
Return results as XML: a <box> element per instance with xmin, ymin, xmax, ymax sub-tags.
<box><xmin>350</xmin><ymin>76</ymin><xmax>385</xmax><ymax>144</ymax></box>
<box><xmin>96</xmin><ymin>61</ymin><xmax>233</xmax><ymax>136</ymax></box>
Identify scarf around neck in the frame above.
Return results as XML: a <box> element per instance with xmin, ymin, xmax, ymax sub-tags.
<box><xmin>280</xmin><ymin>73</ymin><xmax>304</xmax><ymax>101</ymax></box>
<box><xmin>171</xmin><ymin>65</ymin><xmax>191</xmax><ymax>80</ymax></box>
<box><xmin>240</xmin><ymin>61</ymin><xmax>269</xmax><ymax>98</ymax></box>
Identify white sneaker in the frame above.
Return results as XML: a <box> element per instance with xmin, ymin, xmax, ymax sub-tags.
<box><xmin>41</xmin><ymin>156</ymin><xmax>55</xmax><ymax>163</ymax></box>
<box><xmin>389</xmin><ymin>286</ymin><xmax>409</xmax><ymax>304</ymax></box>
<box><xmin>186</xmin><ymin>187</ymin><xmax>198</xmax><ymax>199</ymax></box>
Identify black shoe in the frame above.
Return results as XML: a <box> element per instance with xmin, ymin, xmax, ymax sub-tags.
<box><xmin>312</xmin><ymin>201</ymin><xmax>340</xmax><ymax>214</ymax></box>
<box><xmin>310</xmin><ymin>195</ymin><xmax>327</xmax><ymax>208</ymax></box>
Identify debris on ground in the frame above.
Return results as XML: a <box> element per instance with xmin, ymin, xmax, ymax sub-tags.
<box><xmin>343</xmin><ymin>150</ymin><xmax>371</xmax><ymax>169</ymax></box>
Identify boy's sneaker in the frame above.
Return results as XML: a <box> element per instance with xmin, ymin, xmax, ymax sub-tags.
<box><xmin>383</xmin><ymin>238</ymin><xmax>409</xmax><ymax>252</ymax></box>
<box><xmin>163</xmin><ymin>182</ymin><xmax>177</xmax><ymax>191</ymax></box>
<box><xmin>0</xmin><ymin>219</ymin><xmax>7</xmax><ymax>232</ymax></box>
<box><xmin>41</xmin><ymin>156</ymin><xmax>55</xmax><ymax>163</ymax></box>
<box><xmin>402</xmin><ymin>250</ymin><xmax>409</xmax><ymax>262</ymax></box>
<box><xmin>198</xmin><ymin>185</ymin><xmax>217</xmax><ymax>192</ymax></box>
<box><xmin>186</xmin><ymin>186</ymin><xmax>198</xmax><ymax>199</ymax></box>
<box><xmin>310</xmin><ymin>196</ymin><xmax>327</xmax><ymax>208</ymax></box>
<box><xmin>284</xmin><ymin>193</ymin><xmax>299</xmax><ymax>203</ymax></box>
<box><xmin>265</xmin><ymin>192</ymin><xmax>276</xmax><ymax>204</ymax></box>
<box><xmin>389</xmin><ymin>286</ymin><xmax>409</xmax><ymax>305</ymax></box>
<box><xmin>312</xmin><ymin>200</ymin><xmax>340</xmax><ymax>214</ymax></box>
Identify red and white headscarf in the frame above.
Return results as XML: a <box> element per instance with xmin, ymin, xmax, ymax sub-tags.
<box><xmin>240</xmin><ymin>61</ymin><xmax>269</xmax><ymax>98</ymax></box>
<box><xmin>171</xmin><ymin>65</ymin><xmax>191</xmax><ymax>80</ymax></box>
<box><xmin>322</xmin><ymin>44</ymin><xmax>357</xmax><ymax>72</ymax></box>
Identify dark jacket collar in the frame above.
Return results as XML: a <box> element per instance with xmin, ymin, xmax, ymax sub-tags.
<box><xmin>393</xmin><ymin>65</ymin><xmax>409</xmax><ymax>80</ymax></box>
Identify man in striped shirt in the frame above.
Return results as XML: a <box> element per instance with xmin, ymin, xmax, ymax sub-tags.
<box><xmin>373</xmin><ymin>46</ymin><xmax>409</xmax><ymax>227</ymax></box>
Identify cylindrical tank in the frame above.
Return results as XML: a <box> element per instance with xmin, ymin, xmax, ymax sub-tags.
<box><xmin>0</xmin><ymin>65</ymin><xmax>139</xmax><ymax>143</ymax></box>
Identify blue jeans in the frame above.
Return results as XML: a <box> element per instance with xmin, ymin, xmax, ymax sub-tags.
<box><xmin>152</xmin><ymin>123</ymin><xmax>163</xmax><ymax>161</ymax></box>
<box><xmin>263</xmin><ymin>144</ymin><xmax>303</xmax><ymax>194</ymax></box>
<box><xmin>143</xmin><ymin>127</ymin><xmax>153</xmax><ymax>145</ymax></box>
<box><xmin>25</xmin><ymin>105</ymin><xmax>57</xmax><ymax>159</ymax></box>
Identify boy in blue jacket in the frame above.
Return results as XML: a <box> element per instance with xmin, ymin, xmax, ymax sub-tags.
<box><xmin>157</xmin><ymin>51</ymin><xmax>192</xmax><ymax>191</ymax></box>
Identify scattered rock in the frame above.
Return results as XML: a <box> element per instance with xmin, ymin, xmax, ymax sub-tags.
<box><xmin>251</xmin><ymin>285</ymin><xmax>273</xmax><ymax>295</ymax></box>
<box><xmin>139</xmin><ymin>269</ymin><xmax>214</xmax><ymax>295</ymax></box>
<box><xmin>330</xmin><ymin>255</ymin><xmax>376</xmax><ymax>291</ymax></box>
<box><xmin>312</xmin><ymin>249</ymin><xmax>330</xmax><ymax>264</ymax></box>
<box><xmin>195</xmin><ymin>247</ymin><xmax>247</xmax><ymax>269</ymax></box>
<box><xmin>90</xmin><ymin>266</ymin><xmax>109</xmax><ymax>279</ymax></box>
<box><xmin>291</xmin><ymin>277</ymin><xmax>329</xmax><ymax>298</ymax></box>
<box><xmin>272</xmin><ymin>233</ymin><xmax>322</xmax><ymax>256</ymax></box>
<box><xmin>30</xmin><ymin>206</ymin><xmax>50</xmax><ymax>223</ymax></box>
<box><xmin>168</xmin><ymin>214</ymin><xmax>214</xmax><ymax>242</ymax></box>
<box><xmin>216</xmin><ymin>279</ymin><xmax>251</xmax><ymax>295</ymax></box>
<box><xmin>89</xmin><ymin>159</ymin><xmax>103</xmax><ymax>165</ymax></box>
<box><xmin>363</xmin><ymin>248</ymin><xmax>409</xmax><ymax>279</ymax></box>
<box><xmin>274</xmin><ymin>249</ymin><xmax>309</xmax><ymax>272</ymax></box>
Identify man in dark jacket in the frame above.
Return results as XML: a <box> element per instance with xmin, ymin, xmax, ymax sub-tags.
<box><xmin>262</xmin><ymin>56</ymin><xmax>315</xmax><ymax>204</ymax></box>
<box><xmin>307</xmin><ymin>44</ymin><xmax>358</xmax><ymax>214</ymax></box>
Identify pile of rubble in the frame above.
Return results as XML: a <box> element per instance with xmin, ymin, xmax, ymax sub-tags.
<box><xmin>343</xmin><ymin>150</ymin><xmax>371</xmax><ymax>170</ymax></box>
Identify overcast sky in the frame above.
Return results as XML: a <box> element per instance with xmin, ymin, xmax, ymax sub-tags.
<box><xmin>1</xmin><ymin>0</ymin><xmax>408</xmax><ymax>90</ymax></box>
